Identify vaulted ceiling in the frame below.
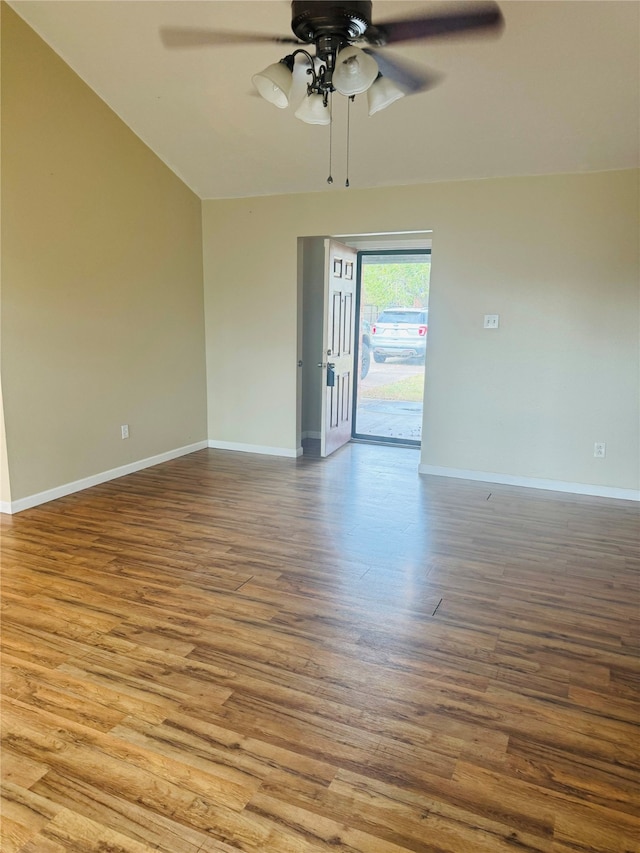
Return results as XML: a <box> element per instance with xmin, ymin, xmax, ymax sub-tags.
<box><xmin>10</xmin><ymin>1</ymin><xmax>640</xmax><ymax>199</ymax></box>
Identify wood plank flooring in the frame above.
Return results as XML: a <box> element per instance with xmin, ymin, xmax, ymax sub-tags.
<box><xmin>1</xmin><ymin>444</ymin><xmax>639</xmax><ymax>853</ymax></box>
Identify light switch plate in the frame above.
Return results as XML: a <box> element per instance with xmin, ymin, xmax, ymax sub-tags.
<box><xmin>484</xmin><ymin>314</ymin><xmax>500</xmax><ymax>329</ymax></box>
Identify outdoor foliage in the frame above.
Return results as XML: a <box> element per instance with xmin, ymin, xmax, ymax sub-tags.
<box><xmin>360</xmin><ymin>372</ymin><xmax>425</xmax><ymax>403</ymax></box>
<box><xmin>362</xmin><ymin>262</ymin><xmax>430</xmax><ymax>312</ymax></box>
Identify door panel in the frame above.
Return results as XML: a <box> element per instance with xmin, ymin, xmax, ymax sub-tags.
<box><xmin>320</xmin><ymin>239</ymin><xmax>358</xmax><ymax>457</ymax></box>
<box><xmin>342</xmin><ymin>292</ymin><xmax>353</xmax><ymax>354</ymax></box>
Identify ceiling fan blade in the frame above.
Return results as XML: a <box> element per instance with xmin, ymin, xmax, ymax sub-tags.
<box><xmin>160</xmin><ymin>27</ymin><xmax>300</xmax><ymax>49</ymax></box>
<box><xmin>368</xmin><ymin>2</ymin><xmax>504</xmax><ymax>46</ymax></box>
<box><xmin>365</xmin><ymin>49</ymin><xmax>442</xmax><ymax>95</ymax></box>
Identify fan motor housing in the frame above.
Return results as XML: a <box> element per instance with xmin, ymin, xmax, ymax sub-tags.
<box><xmin>291</xmin><ymin>1</ymin><xmax>373</xmax><ymax>43</ymax></box>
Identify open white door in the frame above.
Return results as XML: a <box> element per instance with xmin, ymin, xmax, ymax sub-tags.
<box><xmin>320</xmin><ymin>239</ymin><xmax>358</xmax><ymax>457</ymax></box>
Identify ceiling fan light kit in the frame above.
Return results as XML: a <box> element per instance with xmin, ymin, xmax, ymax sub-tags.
<box><xmin>251</xmin><ymin>56</ymin><xmax>295</xmax><ymax>108</ymax></box>
<box><xmin>294</xmin><ymin>92</ymin><xmax>332</xmax><ymax>125</ymax></box>
<box><xmin>367</xmin><ymin>74</ymin><xmax>405</xmax><ymax>116</ymax></box>
<box><xmin>332</xmin><ymin>45</ymin><xmax>380</xmax><ymax>95</ymax></box>
<box><xmin>253</xmin><ymin>43</ymin><xmax>383</xmax><ymax>118</ymax></box>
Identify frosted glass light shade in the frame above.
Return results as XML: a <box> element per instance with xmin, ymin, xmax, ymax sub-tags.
<box><xmin>367</xmin><ymin>74</ymin><xmax>405</xmax><ymax>115</ymax></box>
<box><xmin>295</xmin><ymin>94</ymin><xmax>331</xmax><ymax>125</ymax></box>
<box><xmin>333</xmin><ymin>46</ymin><xmax>379</xmax><ymax>96</ymax></box>
<box><xmin>252</xmin><ymin>59</ymin><xmax>294</xmax><ymax>108</ymax></box>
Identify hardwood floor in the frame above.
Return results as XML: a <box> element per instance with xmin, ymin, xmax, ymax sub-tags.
<box><xmin>1</xmin><ymin>444</ymin><xmax>638</xmax><ymax>853</ymax></box>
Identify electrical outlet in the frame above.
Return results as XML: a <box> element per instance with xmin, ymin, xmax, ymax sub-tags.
<box><xmin>484</xmin><ymin>314</ymin><xmax>500</xmax><ymax>329</ymax></box>
<box><xmin>593</xmin><ymin>442</ymin><xmax>606</xmax><ymax>458</ymax></box>
<box><xmin>121</xmin><ymin>424</ymin><xmax>129</xmax><ymax>440</ymax></box>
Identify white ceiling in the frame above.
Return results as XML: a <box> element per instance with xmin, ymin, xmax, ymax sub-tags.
<box><xmin>10</xmin><ymin>1</ymin><xmax>640</xmax><ymax>199</ymax></box>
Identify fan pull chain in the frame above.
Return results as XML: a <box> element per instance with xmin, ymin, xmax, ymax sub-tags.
<box><xmin>345</xmin><ymin>95</ymin><xmax>354</xmax><ymax>188</ymax></box>
<box><xmin>326</xmin><ymin>93</ymin><xmax>333</xmax><ymax>185</ymax></box>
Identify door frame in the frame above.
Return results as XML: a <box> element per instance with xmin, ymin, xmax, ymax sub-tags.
<box><xmin>352</xmin><ymin>248</ymin><xmax>432</xmax><ymax>447</ymax></box>
<box><xmin>298</xmin><ymin>233</ymin><xmax>432</xmax><ymax>456</ymax></box>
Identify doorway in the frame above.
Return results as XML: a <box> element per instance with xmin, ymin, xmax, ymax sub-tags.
<box><xmin>353</xmin><ymin>250</ymin><xmax>431</xmax><ymax>446</ymax></box>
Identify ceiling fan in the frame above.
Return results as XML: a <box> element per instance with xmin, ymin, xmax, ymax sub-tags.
<box><xmin>161</xmin><ymin>2</ymin><xmax>503</xmax><ymax>185</ymax></box>
<box><xmin>161</xmin><ymin>1</ymin><xmax>503</xmax><ymax>118</ymax></box>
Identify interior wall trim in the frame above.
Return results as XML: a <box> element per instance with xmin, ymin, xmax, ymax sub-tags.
<box><xmin>2</xmin><ymin>441</ymin><xmax>209</xmax><ymax>515</ymax></box>
<box><xmin>208</xmin><ymin>440</ymin><xmax>302</xmax><ymax>458</ymax></box>
<box><xmin>419</xmin><ymin>464</ymin><xmax>640</xmax><ymax>502</ymax></box>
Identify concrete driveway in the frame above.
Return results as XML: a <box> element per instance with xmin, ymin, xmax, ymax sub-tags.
<box><xmin>355</xmin><ymin>359</ymin><xmax>425</xmax><ymax>442</ymax></box>
<box><xmin>360</xmin><ymin>358</ymin><xmax>424</xmax><ymax>390</ymax></box>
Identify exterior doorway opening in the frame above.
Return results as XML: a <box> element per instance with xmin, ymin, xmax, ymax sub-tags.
<box><xmin>353</xmin><ymin>250</ymin><xmax>431</xmax><ymax>447</ymax></box>
<box><xmin>297</xmin><ymin>233</ymin><xmax>431</xmax><ymax>459</ymax></box>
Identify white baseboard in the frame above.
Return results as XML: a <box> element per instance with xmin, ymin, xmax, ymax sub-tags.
<box><xmin>3</xmin><ymin>441</ymin><xmax>208</xmax><ymax>515</ymax></box>
<box><xmin>418</xmin><ymin>464</ymin><xmax>640</xmax><ymax>502</ymax></box>
<box><xmin>9</xmin><ymin>447</ymin><xmax>632</xmax><ymax>514</ymax></box>
<box><xmin>208</xmin><ymin>440</ymin><xmax>300</xmax><ymax>458</ymax></box>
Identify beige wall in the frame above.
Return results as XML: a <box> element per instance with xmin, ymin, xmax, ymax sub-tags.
<box><xmin>1</xmin><ymin>5</ymin><xmax>207</xmax><ymax>502</ymax></box>
<box><xmin>203</xmin><ymin>169</ymin><xmax>639</xmax><ymax>492</ymax></box>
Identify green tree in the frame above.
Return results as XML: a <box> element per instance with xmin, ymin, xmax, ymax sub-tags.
<box><xmin>362</xmin><ymin>262</ymin><xmax>430</xmax><ymax>311</ymax></box>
